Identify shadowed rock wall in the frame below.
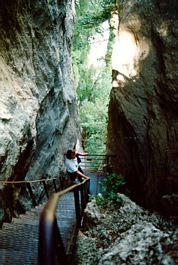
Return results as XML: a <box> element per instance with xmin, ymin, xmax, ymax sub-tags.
<box><xmin>107</xmin><ymin>0</ymin><xmax>178</xmax><ymax>216</ymax></box>
<box><xmin>0</xmin><ymin>0</ymin><xmax>80</xmax><ymax>220</ymax></box>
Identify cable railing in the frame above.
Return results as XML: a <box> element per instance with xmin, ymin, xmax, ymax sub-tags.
<box><xmin>0</xmin><ymin>154</ymin><xmax>113</xmax><ymax>219</ymax></box>
<box><xmin>0</xmin><ymin>176</ymin><xmax>63</xmax><ymax>219</ymax></box>
<box><xmin>38</xmin><ymin>179</ymin><xmax>90</xmax><ymax>265</ymax></box>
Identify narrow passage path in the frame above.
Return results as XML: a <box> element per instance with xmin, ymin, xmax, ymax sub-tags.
<box><xmin>0</xmin><ymin>172</ymin><xmax>105</xmax><ymax>264</ymax></box>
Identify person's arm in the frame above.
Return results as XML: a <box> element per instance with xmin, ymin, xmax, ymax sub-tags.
<box><xmin>76</xmin><ymin>152</ymin><xmax>88</xmax><ymax>157</ymax></box>
<box><xmin>76</xmin><ymin>169</ymin><xmax>90</xmax><ymax>180</ymax></box>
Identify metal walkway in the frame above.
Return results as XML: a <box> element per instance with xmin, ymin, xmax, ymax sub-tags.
<box><xmin>87</xmin><ymin>171</ymin><xmax>106</xmax><ymax>195</ymax></box>
<box><xmin>0</xmin><ymin>171</ymin><xmax>106</xmax><ymax>265</ymax></box>
<box><xmin>0</xmin><ymin>204</ymin><xmax>43</xmax><ymax>264</ymax></box>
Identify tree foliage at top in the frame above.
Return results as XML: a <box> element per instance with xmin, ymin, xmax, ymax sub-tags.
<box><xmin>76</xmin><ymin>0</ymin><xmax>117</xmax><ymax>29</ymax></box>
<box><xmin>72</xmin><ymin>0</ymin><xmax>117</xmax><ymax>153</ymax></box>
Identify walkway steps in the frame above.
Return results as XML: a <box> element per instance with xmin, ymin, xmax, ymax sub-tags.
<box><xmin>0</xmin><ymin>172</ymin><xmax>105</xmax><ymax>264</ymax></box>
<box><xmin>0</xmin><ymin>249</ymin><xmax>37</xmax><ymax>265</ymax></box>
<box><xmin>0</xmin><ymin>204</ymin><xmax>43</xmax><ymax>265</ymax></box>
<box><xmin>0</xmin><ymin>192</ymin><xmax>78</xmax><ymax>265</ymax></box>
<box><xmin>56</xmin><ymin>192</ymin><xmax>77</xmax><ymax>258</ymax></box>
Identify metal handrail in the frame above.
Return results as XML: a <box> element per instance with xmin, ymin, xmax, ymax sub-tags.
<box><xmin>79</xmin><ymin>154</ymin><xmax>116</xmax><ymax>172</ymax></box>
<box><xmin>0</xmin><ymin>154</ymin><xmax>114</xmax><ymax>262</ymax></box>
<box><xmin>38</xmin><ymin>179</ymin><xmax>90</xmax><ymax>265</ymax></box>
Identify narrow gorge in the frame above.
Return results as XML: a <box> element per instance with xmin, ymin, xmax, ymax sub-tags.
<box><xmin>0</xmin><ymin>1</ymin><xmax>178</xmax><ymax>264</ymax></box>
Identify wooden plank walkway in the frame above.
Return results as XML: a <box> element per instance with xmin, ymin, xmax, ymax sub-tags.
<box><xmin>0</xmin><ymin>172</ymin><xmax>105</xmax><ymax>264</ymax></box>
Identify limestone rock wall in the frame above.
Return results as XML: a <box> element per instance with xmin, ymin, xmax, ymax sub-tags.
<box><xmin>107</xmin><ymin>0</ymin><xmax>178</xmax><ymax>215</ymax></box>
<box><xmin>76</xmin><ymin>196</ymin><xmax>178</xmax><ymax>265</ymax></box>
<box><xmin>0</xmin><ymin>0</ymin><xmax>80</xmax><ymax>220</ymax></box>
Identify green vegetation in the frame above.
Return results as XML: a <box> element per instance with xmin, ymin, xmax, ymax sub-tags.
<box><xmin>89</xmin><ymin>173</ymin><xmax>126</xmax><ymax>206</ymax></box>
<box><xmin>76</xmin><ymin>0</ymin><xmax>117</xmax><ymax>29</ymax></box>
<box><xmin>72</xmin><ymin>0</ymin><xmax>117</xmax><ymax>154</ymax></box>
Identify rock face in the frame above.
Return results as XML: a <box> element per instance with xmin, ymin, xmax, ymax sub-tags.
<box><xmin>0</xmin><ymin>0</ymin><xmax>80</xmax><ymax>221</ymax></box>
<box><xmin>107</xmin><ymin>0</ymin><xmax>178</xmax><ymax>216</ymax></box>
<box><xmin>76</xmin><ymin>195</ymin><xmax>178</xmax><ymax>265</ymax></box>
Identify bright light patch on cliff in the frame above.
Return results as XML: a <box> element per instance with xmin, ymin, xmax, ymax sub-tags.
<box><xmin>112</xmin><ymin>26</ymin><xmax>150</xmax><ymax>87</ymax></box>
<box><xmin>112</xmin><ymin>31</ymin><xmax>138</xmax><ymax>77</ymax></box>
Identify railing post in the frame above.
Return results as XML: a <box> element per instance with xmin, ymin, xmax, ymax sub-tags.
<box><xmin>85</xmin><ymin>180</ymin><xmax>90</xmax><ymax>205</ymax></box>
<box><xmin>42</xmin><ymin>181</ymin><xmax>49</xmax><ymax>199</ymax></box>
<box><xmin>27</xmin><ymin>183</ymin><xmax>37</xmax><ymax>207</ymax></box>
<box><xmin>80</xmin><ymin>185</ymin><xmax>85</xmax><ymax>215</ymax></box>
<box><xmin>0</xmin><ymin>189</ymin><xmax>16</xmax><ymax>217</ymax></box>
<box><xmin>53</xmin><ymin>179</ymin><xmax>57</xmax><ymax>192</ymax></box>
<box><xmin>79</xmin><ymin>180</ymin><xmax>90</xmax><ymax>220</ymax></box>
<box><xmin>87</xmin><ymin>179</ymin><xmax>90</xmax><ymax>201</ymax></box>
<box><xmin>59</xmin><ymin>177</ymin><xmax>63</xmax><ymax>190</ymax></box>
<box><xmin>74</xmin><ymin>187</ymin><xmax>81</xmax><ymax>228</ymax></box>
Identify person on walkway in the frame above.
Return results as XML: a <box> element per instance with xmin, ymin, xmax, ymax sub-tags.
<box><xmin>65</xmin><ymin>149</ymin><xmax>90</xmax><ymax>183</ymax></box>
